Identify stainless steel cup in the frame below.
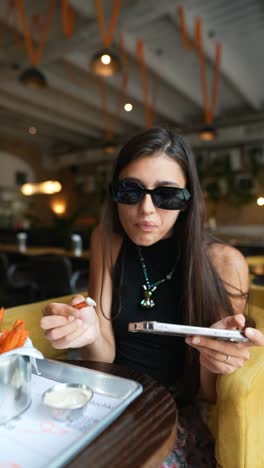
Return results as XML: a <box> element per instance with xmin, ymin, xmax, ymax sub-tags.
<box><xmin>42</xmin><ymin>383</ymin><xmax>93</xmax><ymax>421</ymax></box>
<box><xmin>0</xmin><ymin>354</ymin><xmax>32</xmax><ymax>424</ymax></box>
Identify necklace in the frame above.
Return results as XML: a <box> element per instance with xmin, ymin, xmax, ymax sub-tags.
<box><xmin>137</xmin><ymin>246</ymin><xmax>176</xmax><ymax>309</ymax></box>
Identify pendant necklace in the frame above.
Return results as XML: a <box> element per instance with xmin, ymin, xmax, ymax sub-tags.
<box><xmin>137</xmin><ymin>246</ymin><xmax>176</xmax><ymax>309</ymax></box>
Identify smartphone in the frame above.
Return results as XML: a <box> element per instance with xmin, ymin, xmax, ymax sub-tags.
<box><xmin>128</xmin><ymin>321</ymin><xmax>248</xmax><ymax>342</ymax></box>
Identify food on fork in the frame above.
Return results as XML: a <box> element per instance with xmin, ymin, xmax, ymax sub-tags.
<box><xmin>73</xmin><ymin>297</ymin><xmax>97</xmax><ymax>309</ymax></box>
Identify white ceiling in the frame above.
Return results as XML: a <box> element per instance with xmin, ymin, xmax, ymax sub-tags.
<box><xmin>0</xmin><ymin>0</ymin><xmax>264</xmax><ymax>158</ymax></box>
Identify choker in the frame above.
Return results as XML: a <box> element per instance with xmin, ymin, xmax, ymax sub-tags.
<box><xmin>137</xmin><ymin>246</ymin><xmax>176</xmax><ymax>309</ymax></box>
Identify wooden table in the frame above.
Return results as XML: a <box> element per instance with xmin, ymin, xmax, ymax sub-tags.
<box><xmin>65</xmin><ymin>361</ymin><xmax>177</xmax><ymax>468</ymax></box>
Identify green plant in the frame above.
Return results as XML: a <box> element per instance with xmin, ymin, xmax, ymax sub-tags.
<box><xmin>196</xmin><ymin>150</ymin><xmax>261</xmax><ymax>206</ymax></box>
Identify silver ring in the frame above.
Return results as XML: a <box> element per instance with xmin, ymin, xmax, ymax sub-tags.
<box><xmin>224</xmin><ymin>354</ymin><xmax>231</xmax><ymax>362</ymax></box>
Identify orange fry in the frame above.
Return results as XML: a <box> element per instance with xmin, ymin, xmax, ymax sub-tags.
<box><xmin>13</xmin><ymin>326</ymin><xmax>23</xmax><ymax>350</ymax></box>
<box><xmin>12</xmin><ymin>320</ymin><xmax>29</xmax><ymax>348</ymax></box>
<box><xmin>17</xmin><ymin>330</ymin><xmax>29</xmax><ymax>348</ymax></box>
<box><xmin>0</xmin><ymin>315</ymin><xmax>30</xmax><ymax>353</ymax></box>
<box><xmin>0</xmin><ymin>306</ymin><xmax>4</xmax><ymax>323</ymax></box>
<box><xmin>0</xmin><ymin>329</ymin><xmax>9</xmax><ymax>345</ymax></box>
<box><xmin>0</xmin><ymin>327</ymin><xmax>21</xmax><ymax>353</ymax></box>
<box><xmin>14</xmin><ymin>319</ymin><xmax>24</xmax><ymax>328</ymax></box>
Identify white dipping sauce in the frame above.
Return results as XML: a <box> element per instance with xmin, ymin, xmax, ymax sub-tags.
<box><xmin>44</xmin><ymin>387</ymin><xmax>92</xmax><ymax>409</ymax></box>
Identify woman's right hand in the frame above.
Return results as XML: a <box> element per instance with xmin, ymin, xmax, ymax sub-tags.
<box><xmin>40</xmin><ymin>295</ymin><xmax>100</xmax><ymax>349</ymax></box>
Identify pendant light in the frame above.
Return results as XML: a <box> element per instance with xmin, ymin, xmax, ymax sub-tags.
<box><xmin>15</xmin><ymin>0</ymin><xmax>55</xmax><ymax>89</ymax></box>
<box><xmin>199</xmin><ymin>125</ymin><xmax>217</xmax><ymax>142</ymax></box>
<box><xmin>91</xmin><ymin>0</ymin><xmax>122</xmax><ymax>77</ymax></box>
<box><xmin>19</xmin><ymin>66</ymin><xmax>47</xmax><ymax>88</ymax></box>
<box><xmin>90</xmin><ymin>48</ymin><xmax>121</xmax><ymax>77</ymax></box>
<box><xmin>103</xmin><ymin>139</ymin><xmax>118</xmax><ymax>154</ymax></box>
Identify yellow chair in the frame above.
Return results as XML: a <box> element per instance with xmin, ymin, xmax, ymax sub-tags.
<box><xmin>246</xmin><ymin>256</ymin><xmax>264</xmax><ymax>268</ymax></box>
<box><xmin>208</xmin><ymin>304</ymin><xmax>264</xmax><ymax>468</ymax></box>
<box><xmin>250</xmin><ymin>284</ymin><xmax>264</xmax><ymax>309</ymax></box>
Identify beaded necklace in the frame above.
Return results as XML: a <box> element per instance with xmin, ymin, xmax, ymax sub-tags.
<box><xmin>137</xmin><ymin>246</ymin><xmax>176</xmax><ymax>309</ymax></box>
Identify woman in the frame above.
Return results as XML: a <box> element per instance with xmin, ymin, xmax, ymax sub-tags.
<box><xmin>41</xmin><ymin>128</ymin><xmax>264</xmax><ymax>467</ymax></box>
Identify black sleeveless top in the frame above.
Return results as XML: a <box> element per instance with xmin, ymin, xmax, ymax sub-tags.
<box><xmin>111</xmin><ymin>236</ymin><xmax>186</xmax><ymax>387</ymax></box>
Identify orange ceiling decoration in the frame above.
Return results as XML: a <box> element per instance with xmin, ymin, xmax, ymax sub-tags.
<box><xmin>61</xmin><ymin>0</ymin><xmax>76</xmax><ymax>38</ymax></box>
<box><xmin>95</xmin><ymin>0</ymin><xmax>122</xmax><ymax>49</ymax></box>
<box><xmin>14</xmin><ymin>0</ymin><xmax>56</xmax><ymax>66</ymax></box>
<box><xmin>136</xmin><ymin>39</ymin><xmax>159</xmax><ymax>128</ymax></box>
<box><xmin>178</xmin><ymin>4</ymin><xmax>222</xmax><ymax>126</ymax></box>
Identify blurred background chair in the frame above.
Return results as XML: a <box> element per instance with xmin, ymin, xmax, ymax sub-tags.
<box><xmin>0</xmin><ymin>253</ymin><xmax>38</xmax><ymax>307</ymax></box>
<box><xmin>31</xmin><ymin>255</ymin><xmax>88</xmax><ymax>301</ymax></box>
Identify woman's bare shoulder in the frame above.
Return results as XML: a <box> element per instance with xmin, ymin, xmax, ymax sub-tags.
<box><xmin>208</xmin><ymin>241</ymin><xmax>247</xmax><ymax>266</ymax></box>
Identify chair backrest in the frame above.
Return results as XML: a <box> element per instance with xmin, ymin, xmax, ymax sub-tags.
<box><xmin>250</xmin><ymin>284</ymin><xmax>264</xmax><ymax>309</ymax></box>
<box><xmin>32</xmin><ymin>256</ymin><xmax>74</xmax><ymax>300</ymax></box>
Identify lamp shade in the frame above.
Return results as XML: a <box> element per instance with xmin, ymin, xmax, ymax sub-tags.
<box><xmin>90</xmin><ymin>49</ymin><xmax>121</xmax><ymax>76</ymax></box>
<box><xmin>19</xmin><ymin>67</ymin><xmax>47</xmax><ymax>88</ymax></box>
<box><xmin>103</xmin><ymin>140</ymin><xmax>118</xmax><ymax>154</ymax></box>
<box><xmin>199</xmin><ymin>125</ymin><xmax>217</xmax><ymax>142</ymax></box>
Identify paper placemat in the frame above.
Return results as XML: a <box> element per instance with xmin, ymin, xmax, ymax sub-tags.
<box><xmin>0</xmin><ymin>374</ymin><xmax>122</xmax><ymax>468</ymax></box>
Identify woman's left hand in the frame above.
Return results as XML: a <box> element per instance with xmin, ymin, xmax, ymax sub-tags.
<box><xmin>185</xmin><ymin>314</ymin><xmax>264</xmax><ymax>374</ymax></box>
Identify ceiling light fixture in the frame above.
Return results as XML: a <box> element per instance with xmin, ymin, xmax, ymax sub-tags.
<box><xmin>90</xmin><ymin>49</ymin><xmax>121</xmax><ymax>76</ymax></box>
<box><xmin>104</xmin><ymin>140</ymin><xmax>118</xmax><ymax>155</ymax></box>
<box><xmin>28</xmin><ymin>126</ymin><xmax>37</xmax><ymax>135</ymax></box>
<box><xmin>257</xmin><ymin>197</ymin><xmax>264</xmax><ymax>206</ymax></box>
<box><xmin>19</xmin><ymin>66</ymin><xmax>47</xmax><ymax>88</ymax></box>
<box><xmin>124</xmin><ymin>103</ymin><xmax>133</xmax><ymax>112</ymax></box>
<box><xmin>199</xmin><ymin>125</ymin><xmax>217</xmax><ymax>142</ymax></box>
<box><xmin>21</xmin><ymin>180</ymin><xmax>62</xmax><ymax>196</ymax></box>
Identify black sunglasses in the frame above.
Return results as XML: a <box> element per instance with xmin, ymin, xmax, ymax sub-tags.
<box><xmin>111</xmin><ymin>180</ymin><xmax>191</xmax><ymax>210</ymax></box>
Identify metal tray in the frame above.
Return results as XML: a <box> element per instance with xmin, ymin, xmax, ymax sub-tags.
<box><xmin>0</xmin><ymin>358</ymin><xmax>143</xmax><ymax>468</ymax></box>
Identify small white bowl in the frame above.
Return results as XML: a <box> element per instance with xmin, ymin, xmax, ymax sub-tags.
<box><xmin>42</xmin><ymin>383</ymin><xmax>93</xmax><ymax>421</ymax></box>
